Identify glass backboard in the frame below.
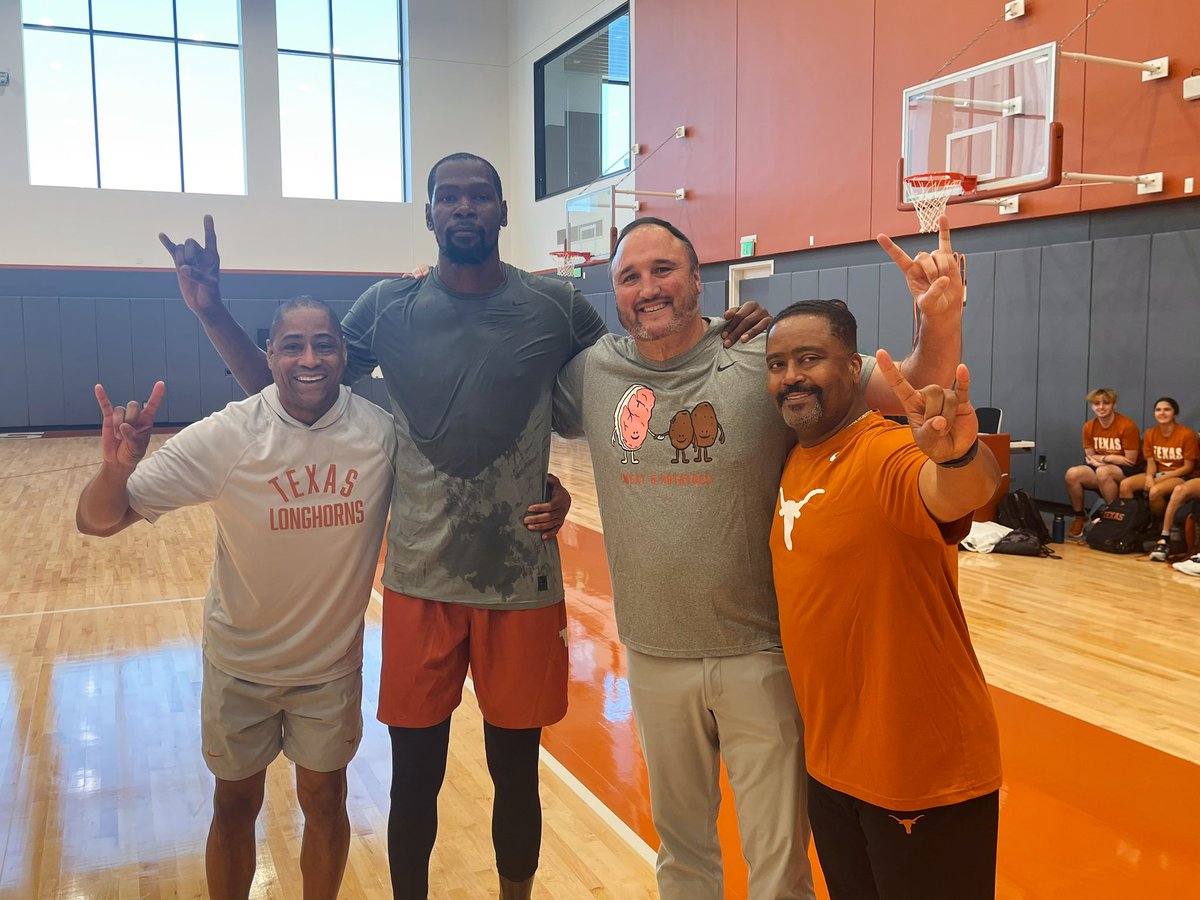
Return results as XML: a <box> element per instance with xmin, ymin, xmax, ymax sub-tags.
<box><xmin>900</xmin><ymin>42</ymin><xmax>1063</xmax><ymax>208</ymax></box>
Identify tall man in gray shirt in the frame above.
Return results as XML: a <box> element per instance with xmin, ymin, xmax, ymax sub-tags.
<box><xmin>552</xmin><ymin>216</ymin><xmax>965</xmax><ymax>899</ymax></box>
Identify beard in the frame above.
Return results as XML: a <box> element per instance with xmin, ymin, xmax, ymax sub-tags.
<box><xmin>618</xmin><ymin>288</ymin><xmax>701</xmax><ymax>342</ymax></box>
<box><xmin>441</xmin><ymin>227</ymin><xmax>497</xmax><ymax>264</ymax></box>
<box><xmin>778</xmin><ymin>387</ymin><xmax>824</xmax><ymax>432</ymax></box>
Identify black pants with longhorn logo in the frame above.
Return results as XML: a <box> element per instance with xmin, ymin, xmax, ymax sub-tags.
<box><xmin>807</xmin><ymin>775</ymin><xmax>998</xmax><ymax>900</ymax></box>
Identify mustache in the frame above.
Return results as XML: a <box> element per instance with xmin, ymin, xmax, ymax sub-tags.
<box><xmin>778</xmin><ymin>385</ymin><xmax>820</xmax><ymax>399</ymax></box>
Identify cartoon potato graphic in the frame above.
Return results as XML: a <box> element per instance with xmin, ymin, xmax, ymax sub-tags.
<box><xmin>689</xmin><ymin>401</ymin><xmax>725</xmax><ymax>462</ymax></box>
<box><xmin>611</xmin><ymin>384</ymin><xmax>657</xmax><ymax>464</ymax></box>
<box><xmin>668</xmin><ymin>410</ymin><xmax>694</xmax><ymax>464</ymax></box>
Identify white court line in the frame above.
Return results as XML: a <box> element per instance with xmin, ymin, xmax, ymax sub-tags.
<box><xmin>367</xmin><ymin>587</ymin><xmax>658</xmax><ymax>868</ymax></box>
<box><xmin>0</xmin><ymin>595</ymin><xmax>204</xmax><ymax>619</ymax></box>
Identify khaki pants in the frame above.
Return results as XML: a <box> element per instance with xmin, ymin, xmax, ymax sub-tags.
<box><xmin>626</xmin><ymin>647</ymin><xmax>814</xmax><ymax>900</ymax></box>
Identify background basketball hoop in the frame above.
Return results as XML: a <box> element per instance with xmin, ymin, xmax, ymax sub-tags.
<box><xmin>904</xmin><ymin>173</ymin><xmax>979</xmax><ymax>233</ymax></box>
<box><xmin>549</xmin><ymin>249</ymin><xmax>592</xmax><ymax>276</ymax></box>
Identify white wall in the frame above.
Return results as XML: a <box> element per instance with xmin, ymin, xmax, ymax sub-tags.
<box><xmin>0</xmin><ymin>0</ymin><xmax>511</xmax><ymax>274</ymax></box>
<box><xmin>504</xmin><ymin>0</ymin><xmax>630</xmax><ymax>272</ymax></box>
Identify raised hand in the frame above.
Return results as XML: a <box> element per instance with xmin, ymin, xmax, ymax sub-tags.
<box><xmin>159</xmin><ymin>215</ymin><xmax>221</xmax><ymax>315</ymax></box>
<box><xmin>875</xmin><ymin>350</ymin><xmax>977</xmax><ymax>463</ymax></box>
<box><xmin>876</xmin><ymin>214</ymin><xmax>964</xmax><ymax>320</ymax></box>
<box><xmin>523</xmin><ymin>472</ymin><xmax>572</xmax><ymax>541</ymax></box>
<box><xmin>96</xmin><ymin>381</ymin><xmax>165</xmax><ymax>471</ymax></box>
<box><xmin>721</xmin><ymin>300</ymin><xmax>772</xmax><ymax>347</ymax></box>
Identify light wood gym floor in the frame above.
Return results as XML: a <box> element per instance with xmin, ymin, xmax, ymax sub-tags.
<box><xmin>1</xmin><ymin>433</ymin><xmax>1197</xmax><ymax>898</ymax></box>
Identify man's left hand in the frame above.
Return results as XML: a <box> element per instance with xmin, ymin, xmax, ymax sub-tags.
<box><xmin>524</xmin><ymin>472</ymin><xmax>572</xmax><ymax>540</ymax></box>
<box><xmin>876</xmin><ymin>214</ymin><xmax>964</xmax><ymax>320</ymax></box>
<box><xmin>876</xmin><ymin>350</ymin><xmax>978</xmax><ymax>463</ymax></box>
<box><xmin>721</xmin><ymin>301</ymin><xmax>772</xmax><ymax>347</ymax></box>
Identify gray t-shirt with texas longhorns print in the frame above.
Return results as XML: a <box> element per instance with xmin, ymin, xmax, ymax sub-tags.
<box><xmin>553</xmin><ymin>319</ymin><xmax>874</xmax><ymax>658</ymax></box>
<box><xmin>342</xmin><ymin>264</ymin><xmax>606</xmax><ymax>609</ymax></box>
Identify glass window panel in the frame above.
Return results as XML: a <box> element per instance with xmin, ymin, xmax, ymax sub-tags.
<box><xmin>334</xmin><ymin>59</ymin><xmax>402</xmax><ymax>201</ymax></box>
<box><xmin>276</xmin><ymin>0</ymin><xmax>331</xmax><ymax>53</ymax></box>
<box><xmin>332</xmin><ymin>0</ymin><xmax>399</xmax><ymax>60</ymax></box>
<box><xmin>176</xmin><ymin>0</ymin><xmax>240</xmax><ymax>44</ymax></box>
<box><xmin>536</xmin><ymin>8</ymin><xmax>630</xmax><ymax>199</ymax></box>
<box><xmin>279</xmin><ymin>54</ymin><xmax>334</xmax><ymax>198</ymax></box>
<box><xmin>22</xmin><ymin>29</ymin><xmax>97</xmax><ymax>187</ymax></box>
<box><xmin>93</xmin><ymin>36</ymin><xmax>180</xmax><ymax>191</ymax></box>
<box><xmin>21</xmin><ymin>0</ymin><xmax>90</xmax><ymax>28</ymax></box>
<box><xmin>179</xmin><ymin>45</ymin><xmax>245</xmax><ymax>194</ymax></box>
<box><xmin>91</xmin><ymin>0</ymin><xmax>174</xmax><ymax>37</ymax></box>
<box><xmin>601</xmin><ymin>83</ymin><xmax>630</xmax><ymax>176</ymax></box>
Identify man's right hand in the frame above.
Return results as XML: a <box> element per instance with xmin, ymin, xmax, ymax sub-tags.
<box><xmin>96</xmin><ymin>381</ymin><xmax>164</xmax><ymax>471</ymax></box>
<box><xmin>159</xmin><ymin>215</ymin><xmax>221</xmax><ymax>315</ymax></box>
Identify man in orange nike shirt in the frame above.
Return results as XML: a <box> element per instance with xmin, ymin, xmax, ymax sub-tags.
<box><xmin>767</xmin><ymin>299</ymin><xmax>1002</xmax><ymax>899</ymax></box>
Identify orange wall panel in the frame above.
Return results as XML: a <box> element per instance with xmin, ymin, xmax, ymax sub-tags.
<box><xmin>632</xmin><ymin>0</ymin><xmax>738</xmax><ymax>263</ymax></box>
<box><xmin>633</xmin><ymin>0</ymin><xmax>1199</xmax><ymax>262</ymax></box>
<box><xmin>733</xmin><ymin>0</ymin><xmax>875</xmax><ymax>255</ymax></box>
<box><xmin>1075</xmin><ymin>0</ymin><xmax>1200</xmax><ymax>211</ymax></box>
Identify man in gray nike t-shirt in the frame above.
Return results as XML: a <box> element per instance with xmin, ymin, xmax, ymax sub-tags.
<box><xmin>553</xmin><ymin>217</ymin><xmax>965</xmax><ymax>900</ymax></box>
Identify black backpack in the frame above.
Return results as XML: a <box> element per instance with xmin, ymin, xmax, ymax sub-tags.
<box><xmin>1086</xmin><ymin>497</ymin><xmax>1152</xmax><ymax>554</ymax></box>
<box><xmin>993</xmin><ymin>527</ymin><xmax>1061</xmax><ymax>558</ymax></box>
<box><xmin>995</xmin><ymin>489</ymin><xmax>1051</xmax><ymax>545</ymax></box>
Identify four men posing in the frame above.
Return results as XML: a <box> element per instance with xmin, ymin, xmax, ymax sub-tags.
<box><xmin>78</xmin><ymin>149</ymin><xmax>1000</xmax><ymax>898</ymax></box>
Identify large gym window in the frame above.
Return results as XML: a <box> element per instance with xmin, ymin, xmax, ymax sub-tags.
<box><xmin>276</xmin><ymin>0</ymin><xmax>405</xmax><ymax>202</ymax></box>
<box><xmin>534</xmin><ymin>7</ymin><xmax>630</xmax><ymax>200</ymax></box>
<box><xmin>20</xmin><ymin>0</ymin><xmax>246</xmax><ymax>194</ymax></box>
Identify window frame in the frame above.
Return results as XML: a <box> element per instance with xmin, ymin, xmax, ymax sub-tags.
<box><xmin>275</xmin><ymin>0</ymin><xmax>407</xmax><ymax>202</ymax></box>
<box><xmin>533</xmin><ymin>5</ymin><xmax>631</xmax><ymax>201</ymax></box>
<box><xmin>20</xmin><ymin>2</ymin><xmax>245</xmax><ymax>193</ymax></box>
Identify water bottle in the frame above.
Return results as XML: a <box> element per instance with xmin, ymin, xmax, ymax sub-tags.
<box><xmin>1051</xmin><ymin>513</ymin><xmax>1065</xmax><ymax>543</ymax></box>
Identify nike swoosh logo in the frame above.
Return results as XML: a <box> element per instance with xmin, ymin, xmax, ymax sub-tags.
<box><xmin>717</xmin><ymin>362</ymin><xmax>735</xmax><ymax>371</ymax></box>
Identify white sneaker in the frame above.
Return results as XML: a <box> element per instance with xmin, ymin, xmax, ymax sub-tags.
<box><xmin>1171</xmin><ymin>556</ymin><xmax>1200</xmax><ymax>576</ymax></box>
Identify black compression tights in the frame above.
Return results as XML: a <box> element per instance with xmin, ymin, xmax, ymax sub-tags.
<box><xmin>387</xmin><ymin>718</ymin><xmax>543</xmax><ymax>899</ymax></box>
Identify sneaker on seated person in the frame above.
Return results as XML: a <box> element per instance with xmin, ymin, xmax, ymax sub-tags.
<box><xmin>1171</xmin><ymin>555</ymin><xmax>1200</xmax><ymax>576</ymax></box>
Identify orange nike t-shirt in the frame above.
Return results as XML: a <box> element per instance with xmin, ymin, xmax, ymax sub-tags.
<box><xmin>1143</xmin><ymin>424</ymin><xmax>1199</xmax><ymax>475</ymax></box>
<box><xmin>1082</xmin><ymin>413</ymin><xmax>1140</xmax><ymax>459</ymax></box>
<box><xmin>770</xmin><ymin>415</ymin><xmax>1002</xmax><ymax>811</ymax></box>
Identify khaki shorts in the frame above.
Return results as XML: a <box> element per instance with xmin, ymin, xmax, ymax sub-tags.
<box><xmin>201</xmin><ymin>656</ymin><xmax>363</xmax><ymax>781</ymax></box>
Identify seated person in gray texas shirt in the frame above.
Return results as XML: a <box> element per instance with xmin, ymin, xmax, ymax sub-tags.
<box><xmin>552</xmin><ymin>216</ymin><xmax>965</xmax><ymax>900</ymax></box>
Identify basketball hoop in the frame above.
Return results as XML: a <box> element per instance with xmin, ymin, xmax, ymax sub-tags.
<box><xmin>549</xmin><ymin>250</ymin><xmax>591</xmax><ymax>276</ymax></box>
<box><xmin>904</xmin><ymin>173</ymin><xmax>978</xmax><ymax>232</ymax></box>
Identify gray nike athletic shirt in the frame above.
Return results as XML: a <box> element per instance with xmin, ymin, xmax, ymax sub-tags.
<box><xmin>342</xmin><ymin>264</ymin><xmax>606</xmax><ymax>608</ymax></box>
<box><xmin>553</xmin><ymin>319</ymin><xmax>875</xmax><ymax>657</ymax></box>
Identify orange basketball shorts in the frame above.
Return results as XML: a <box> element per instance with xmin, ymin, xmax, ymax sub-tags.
<box><xmin>377</xmin><ymin>589</ymin><xmax>569</xmax><ymax>730</ymax></box>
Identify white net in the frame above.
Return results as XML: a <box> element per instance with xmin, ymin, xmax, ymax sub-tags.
<box><xmin>906</xmin><ymin>174</ymin><xmax>963</xmax><ymax>233</ymax></box>
<box><xmin>551</xmin><ymin>252</ymin><xmax>586</xmax><ymax>276</ymax></box>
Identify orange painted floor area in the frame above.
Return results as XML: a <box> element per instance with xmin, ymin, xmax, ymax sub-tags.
<box><xmin>535</xmin><ymin>521</ymin><xmax>1200</xmax><ymax>899</ymax></box>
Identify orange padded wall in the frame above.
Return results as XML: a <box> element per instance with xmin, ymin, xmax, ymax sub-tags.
<box><xmin>1076</xmin><ymin>0</ymin><xmax>1200</xmax><ymax>213</ymax></box>
<box><xmin>631</xmin><ymin>0</ymin><xmax>739</xmax><ymax>260</ymax></box>
<box><xmin>633</xmin><ymin>0</ymin><xmax>1200</xmax><ymax>264</ymax></box>
<box><xmin>734</xmin><ymin>0</ymin><xmax>875</xmax><ymax>257</ymax></box>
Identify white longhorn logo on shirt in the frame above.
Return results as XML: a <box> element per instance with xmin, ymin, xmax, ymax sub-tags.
<box><xmin>778</xmin><ymin>487</ymin><xmax>825</xmax><ymax>551</ymax></box>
